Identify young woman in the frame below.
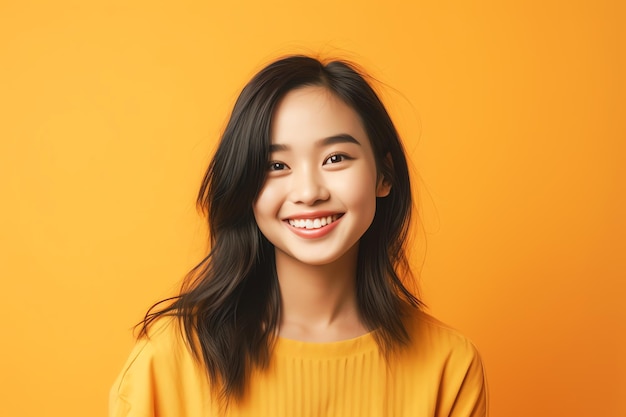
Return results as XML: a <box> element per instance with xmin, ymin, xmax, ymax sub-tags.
<box><xmin>110</xmin><ymin>55</ymin><xmax>488</xmax><ymax>417</ymax></box>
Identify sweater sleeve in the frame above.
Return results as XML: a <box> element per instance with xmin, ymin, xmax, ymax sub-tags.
<box><xmin>109</xmin><ymin>319</ymin><xmax>214</xmax><ymax>417</ymax></box>
<box><xmin>440</xmin><ymin>338</ymin><xmax>489</xmax><ymax>417</ymax></box>
<box><xmin>109</xmin><ymin>338</ymin><xmax>159</xmax><ymax>417</ymax></box>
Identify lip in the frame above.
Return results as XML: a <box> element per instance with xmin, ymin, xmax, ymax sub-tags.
<box><xmin>282</xmin><ymin>211</ymin><xmax>344</xmax><ymax>239</ymax></box>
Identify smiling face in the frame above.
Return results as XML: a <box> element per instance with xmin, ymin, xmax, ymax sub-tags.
<box><xmin>253</xmin><ymin>86</ymin><xmax>390</xmax><ymax>268</ymax></box>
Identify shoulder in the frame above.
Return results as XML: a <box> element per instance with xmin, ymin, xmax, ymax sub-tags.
<box><xmin>404</xmin><ymin>308</ymin><xmax>483</xmax><ymax>361</ymax></box>
<box><xmin>399</xmin><ymin>308</ymin><xmax>489</xmax><ymax>416</ymax></box>
<box><xmin>109</xmin><ymin>317</ymin><xmax>213</xmax><ymax>417</ymax></box>
<box><xmin>114</xmin><ymin>317</ymin><xmax>190</xmax><ymax>384</ymax></box>
<box><xmin>403</xmin><ymin>308</ymin><xmax>486</xmax><ymax>378</ymax></box>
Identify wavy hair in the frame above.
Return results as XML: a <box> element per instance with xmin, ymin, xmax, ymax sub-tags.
<box><xmin>139</xmin><ymin>55</ymin><xmax>421</xmax><ymax>403</ymax></box>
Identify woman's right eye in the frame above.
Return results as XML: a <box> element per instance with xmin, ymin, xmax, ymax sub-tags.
<box><xmin>269</xmin><ymin>162</ymin><xmax>287</xmax><ymax>171</ymax></box>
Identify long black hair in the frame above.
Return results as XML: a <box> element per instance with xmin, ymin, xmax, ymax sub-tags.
<box><xmin>139</xmin><ymin>55</ymin><xmax>421</xmax><ymax>402</ymax></box>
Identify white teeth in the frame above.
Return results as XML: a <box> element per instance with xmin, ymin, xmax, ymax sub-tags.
<box><xmin>288</xmin><ymin>215</ymin><xmax>339</xmax><ymax>229</ymax></box>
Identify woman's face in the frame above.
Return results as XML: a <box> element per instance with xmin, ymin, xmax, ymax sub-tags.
<box><xmin>253</xmin><ymin>86</ymin><xmax>390</xmax><ymax>268</ymax></box>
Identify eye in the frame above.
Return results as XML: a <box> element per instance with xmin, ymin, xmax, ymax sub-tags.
<box><xmin>268</xmin><ymin>161</ymin><xmax>288</xmax><ymax>171</ymax></box>
<box><xmin>324</xmin><ymin>153</ymin><xmax>350</xmax><ymax>165</ymax></box>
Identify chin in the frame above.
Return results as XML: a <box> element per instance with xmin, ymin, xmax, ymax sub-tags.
<box><xmin>276</xmin><ymin>242</ymin><xmax>360</xmax><ymax>268</ymax></box>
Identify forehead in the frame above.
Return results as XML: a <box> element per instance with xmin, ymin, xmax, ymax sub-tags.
<box><xmin>270</xmin><ymin>86</ymin><xmax>369</xmax><ymax>146</ymax></box>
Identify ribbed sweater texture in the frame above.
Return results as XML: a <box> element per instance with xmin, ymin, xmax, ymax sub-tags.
<box><xmin>110</xmin><ymin>310</ymin><xmax>487</xmax><ymax>417</ymax></box>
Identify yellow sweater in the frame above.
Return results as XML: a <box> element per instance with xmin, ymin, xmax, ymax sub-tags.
<box><xmin>110</xmin><ymin>310</ymin><xmax>487</xmax><ymax>417</ymax></box>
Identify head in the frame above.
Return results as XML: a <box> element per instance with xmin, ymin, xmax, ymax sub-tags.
<box><xmin>185</xmin><ymin>55</ymin><xmax>418</xmax><ymax>402</ymax></box>
<box><xmin>199</xmin><ymin>55</ymin><xmax>413</xmax><ymax>278</ymax></box>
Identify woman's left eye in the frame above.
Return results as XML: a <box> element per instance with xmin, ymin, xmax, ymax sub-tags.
<box><xmin>324</xmin><ymin>154</ymin><xmax>348</xmax><ymax>164</ymax></box>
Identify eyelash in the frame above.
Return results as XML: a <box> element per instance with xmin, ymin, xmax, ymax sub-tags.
<box><xmin>324</xmin><ymin>153</ymin><xmax>350</xmax><ymax>165</ymax></box>
<box><xmin>267</xmin><ymin>153</ymin><xmax>352</xmax><ymax>171</ymax></box>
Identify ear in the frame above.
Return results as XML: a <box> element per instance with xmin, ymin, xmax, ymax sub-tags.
<box><xmin>376</xmin><ymin>153</ymin><xmax>393</xmax><ymax>197</ymax></box>
<box><xmin>376</xmin><ymin>176</ymin><xmax>392</xmax><ymax>197</ymax></box>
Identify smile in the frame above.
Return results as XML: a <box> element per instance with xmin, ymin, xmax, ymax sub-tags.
<box><xmin>287</xmin><ymin>214</ymin><xmax>342</xmax><ymax>230</ymax></box>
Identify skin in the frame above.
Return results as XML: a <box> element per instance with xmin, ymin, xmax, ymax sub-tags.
<box><xmin>253</xmin><ymin>86</ymin><xmax>391</xmax><ymax>342</ymax></box>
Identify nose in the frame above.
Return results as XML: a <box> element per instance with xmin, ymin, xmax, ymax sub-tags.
<box><xmin>288</xmin><ymin>165</ymin><xmax>330</xmax><ymax>205</ymax></box>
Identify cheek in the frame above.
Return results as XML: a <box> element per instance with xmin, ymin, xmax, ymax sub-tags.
<box><xmin>253</xmin><ymin>183</ymin><xmax>280</xmax><ymax>218</ymax></box>
<box><xmin>337</xmin><ymin>175</ymin><xmax>378</xmax><ymax>215</ymax></box>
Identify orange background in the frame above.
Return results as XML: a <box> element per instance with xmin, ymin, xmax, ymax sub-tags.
<box><xmin>1</xmin><ymin>1</ymin><xmax>624</xmax><ymax>416</ymax></box>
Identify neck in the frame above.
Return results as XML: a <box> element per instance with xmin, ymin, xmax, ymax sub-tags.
<box><xmin>276</xmin><ymin>245</ymin><xmax>368</xmax><ymax>342</ymax></box>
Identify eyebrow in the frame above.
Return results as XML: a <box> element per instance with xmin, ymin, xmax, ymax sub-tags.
<box><xmin>269</xmin><ymin>134</ymin><xmax>361</xmax><ymax>152</ymax></box>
